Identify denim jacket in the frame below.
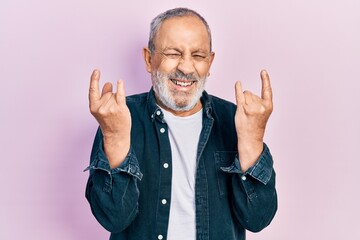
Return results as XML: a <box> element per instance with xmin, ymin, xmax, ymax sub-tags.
<box><xmin>85</xmin><ymin>89</ymin><xmax>277</xmax><ymax>240</ymax></box>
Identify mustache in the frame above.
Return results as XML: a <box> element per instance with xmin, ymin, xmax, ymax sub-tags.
<box><xmin>167</xmin><ymin>70</ymin><xmax>199</xmax><ymax>82</ymax></box>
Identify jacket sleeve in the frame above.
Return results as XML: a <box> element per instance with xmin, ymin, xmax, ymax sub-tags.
<box><xmin>221</xmin><ymin>143</ymin><xmax>278</xmax><ymax>232</ymax></box>
<box><xmin>84</xmin><ymin>128</ymin><xmax>143</xmax><ymax>233</ymax></box>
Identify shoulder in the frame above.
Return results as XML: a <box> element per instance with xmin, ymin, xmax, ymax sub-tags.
<box><xmin>125</xmin><ymin>92</ymin><xmax>150</xmax><ymax>117</ymax></box>
<box><xmin>126</xmin><ymin>92</ymin><xmax>148</xmax><ymax>104</ymax></box>
<box><xmin>208</xmin><ymin>94</ymin><xmax>237</xmax><ymax>113</ymax></box>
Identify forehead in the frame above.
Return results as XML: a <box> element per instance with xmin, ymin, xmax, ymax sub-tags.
<box><xmin>155</xmin><ymin>16</ymin><xmax>210</xmax><ymax>51</ymax></box>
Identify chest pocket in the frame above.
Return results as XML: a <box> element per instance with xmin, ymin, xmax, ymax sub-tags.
<box><xmin>214</xmin><ymin>151</ymin><xmax>237</xmax><ymax>197</ymax></box>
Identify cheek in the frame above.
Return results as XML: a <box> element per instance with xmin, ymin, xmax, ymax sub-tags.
<box><xmin>152</xmin><ymin>58</ymin><xmax>176</xmax><ymax>73</ymax></box>
<box><xmin>196</xmin><ymin>65</ymin><xmax>211</xmax><ymax>78</ymax></box>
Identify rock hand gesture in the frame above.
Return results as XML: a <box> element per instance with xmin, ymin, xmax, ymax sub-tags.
<box><xmin>235</xmin><ymin>70</ymin><xmax>273</xmax><ymax>172</ymax></box>
<box><xmin>89</xmin><ymin>69</ymin><xmax>131</xmax><ymax>169</ymax></box>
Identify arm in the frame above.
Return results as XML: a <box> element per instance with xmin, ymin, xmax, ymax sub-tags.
<box><xmin>88</xmin><ymin>69</ymin><xmax>131</xmax><ymax>169</ymax></box>
<box><xmin>85</xmin><ymin>128</ymin><xmax>142</xmax><ymax>232</ymax></box>
<box><xmin>234</xmin><ymin>70</ymin><xmax>273</xmax><ymax>172</ymax></box>
<box><xmin>230</xmin><ymin>70</ymin><xmax>277</xmax><ymax>231</ymax></box>
<box><xmin>222</xmin><ymin>144</ymin><xmax>277</xmax><ymax>232</ymax></box>
<box><xmin>86</xmin><ymin>70</ymin><xmax>142</xmax><ymax>232</ymax></box>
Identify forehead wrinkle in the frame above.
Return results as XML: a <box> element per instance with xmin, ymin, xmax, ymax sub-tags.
<box><xmin>154</xmin><ymin>16</ymin><xmax>211</xmax><ymax>52</ymax></box>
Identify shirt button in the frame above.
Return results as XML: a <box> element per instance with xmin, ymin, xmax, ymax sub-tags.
<box><xmin>163</xmin><ymin>163</ymin><xmax>169</xmax><ymax>168</ymax></box>
<box><xmin>241</xmin><ymin>175</ymin><xmax>247</xmax><ymax>181</ymax></box>
<box><xmin>156</xmin><ymin>110</ymin><xmax>161</xmax><ymax>116</ymax></box>
<box><xmin>157</xmin><ymin>235</ymin><xmax>163</xmax><ymax>240</ymax></box>
<box><xmin>161</xmin><ymin>199</ymin><xmax>167</xmax><ymax>205</ymax></box>
<box><xmin>160</xmin><ymin>128</ymin><xmax>165</xmax><ymax>133</ymax></box>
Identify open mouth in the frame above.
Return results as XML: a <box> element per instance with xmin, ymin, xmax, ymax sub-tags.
<box><xmin>170</xmin><ymin>79</ymin><xmax>196</xmax><ymax>87</ymax></box>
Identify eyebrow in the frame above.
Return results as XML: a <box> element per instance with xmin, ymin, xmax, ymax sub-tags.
<box><xmin>162</xmin><ymin>47</ymin><xmax>209</xmax><ymax>53</ymax></box>
<box><xmin>162</xmin><ymin>47</ymin><xmax>181</xmax><ymax>52</ymax></box>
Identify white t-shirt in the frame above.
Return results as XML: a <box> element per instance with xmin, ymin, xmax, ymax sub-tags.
<box><xmin>161</xmin><ymin>107</ymin><xmax>203</xmax><ymax>240</ymax></box>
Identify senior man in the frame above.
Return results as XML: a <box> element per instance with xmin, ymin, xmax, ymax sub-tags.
<box><xmin>85</xmin><ymin>7</ymin><xmax>277</xmax><ymax>240</ymax></box>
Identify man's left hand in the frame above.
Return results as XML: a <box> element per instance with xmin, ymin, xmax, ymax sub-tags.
<box><xmin>234</xmin><ymin>70</ymin><xmax>273</xmax><ymax>172</ymax></box>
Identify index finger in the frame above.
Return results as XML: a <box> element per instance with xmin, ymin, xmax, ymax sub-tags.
<box><xmin>116</xmin><ymin>80</ymin><xmax>126</xmax><ymax>105</ymax></box>
<box><xmin>260</xmin><ymin>69</ymin><xmax>273</xmax><ymax>101</ymax></box>
<box><xmin>235</xmin><ymin>81</ymin><xmax>245</xmax><ymax>106</ymax></box>
<box><xmin>89</xmin><ymin>69</ymin><xmax>101</xmax><ymax>102</ymax></box>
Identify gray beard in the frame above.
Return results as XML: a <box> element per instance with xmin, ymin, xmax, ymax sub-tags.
<box><xmin>151</xmin><ymin>71</ymin><xmax>207</xmax><ymax>112</ymax></box>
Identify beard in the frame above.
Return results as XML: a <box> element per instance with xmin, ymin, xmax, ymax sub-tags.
<box><xmin>151</xmin><ymin>70</ymin><xmax>207</xmax><ymax>112</ymax></box>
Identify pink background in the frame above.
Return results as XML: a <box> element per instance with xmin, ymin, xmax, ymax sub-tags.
<box><xmin>1</xmin><ymin>0</ymin><xmax>359</xmax><ymax>239</ymax></box>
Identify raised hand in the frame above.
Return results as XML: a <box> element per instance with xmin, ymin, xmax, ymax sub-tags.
<box><xmin>234</xmin><ymin>70</ymin><xmax>273</xmax><ymax>172</ymax></box>
<box><xmin>89</xmin><ymin>69</ymin><xmax>131</xmax><ymax>168</ymax></box>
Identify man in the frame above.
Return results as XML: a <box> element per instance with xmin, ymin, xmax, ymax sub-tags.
<box><xmin>85</xmin><ymin>7</ymin><xmax>277</xmax><ymax>240</ymax></box>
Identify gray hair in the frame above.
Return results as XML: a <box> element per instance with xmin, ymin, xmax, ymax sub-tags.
<box><xmin>148</xmin><ymin>8</ymin><xmax>212</xmax><ymax>53</ymax></box>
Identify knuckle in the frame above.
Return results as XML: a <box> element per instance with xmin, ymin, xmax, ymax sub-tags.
<box><xmin>268</xmin><ymin>105</ymin><xmax>273</xmax><ymax>113</ymax></box>
<box><xmin>243</xmin><ymin>107</ymin><xmax>253</xmax><ymax>115</ymax></box>
<box><xmin>259</xmin><ymin>106</ymin><xmax>266</xmax><ymax>114</ymax></box>
<box><xmin>89</xmin><ymin>88</ymin><xmax>97</xmax><ymax>95</ymax></box>
<box><xmin>108</xmin><ymin>106</ymin><xmax>117</xmax><ymax>114</ymax></box>
<box><xmin>265</xmin><ymin>102</ymin><xmax>273</xmax><ymax>113</ymax></box>
<box><xmin>89</xmin><ymin>105</ymin><xmax>97</xmax><ymax>114</ymax></box>
<box><xmin>98</xmin><ymin>107</ymin><xmax>107</xmax><ymax>115</ymax></box>
<box><xmin>243</xmin><ymin>90</ymin><xmax>251</xmax><ymax>96</ymax></box>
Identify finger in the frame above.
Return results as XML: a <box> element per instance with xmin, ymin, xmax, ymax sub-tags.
<box><xmin>235</xmin><ymin>81</ymin><xmax>245</xmax><ymax>106</ymax></box>
<box><xmin>260</xmin><ymin>69</ymin><xmax>273</xmax><ymax>101</ymax></box>
<box><xmin>89</xmin><ymin>69</ymin><xmax>101</xmax><ymax>102</ymax></box>
<box><xmin>243</xmin><ymin>102</ymin><xmax>266</xmax><ymax>115</ymax></box>
<box><xmin>101</xmin><ymin>82</ymin><xmax>113</xmax><ymax>97</ymax></box>
<box><xmin>116</xmin><ymin>80</ymin><xmax>126</xmax><ymax>105</ymax></box>
<box><xmin>243</xmin><ymin>90</ymin><xmax>254</xmax><ymax>105</ymax></box>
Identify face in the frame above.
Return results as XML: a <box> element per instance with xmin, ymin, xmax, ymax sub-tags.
<box><xmin>143</xmin><ymin>16</ymin><xmax>215</xmax><ymax>116</ymax></box>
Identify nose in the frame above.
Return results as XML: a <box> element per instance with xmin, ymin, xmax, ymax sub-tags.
<box><xmin>177</xmin><ymin>55</ymin><xmax>196</xmax><ymax>75</ymax></box>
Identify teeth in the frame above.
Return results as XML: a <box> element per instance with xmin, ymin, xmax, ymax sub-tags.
<box><xmin>174</xmin><ymin>80</ymin><xmax>192</xmax><ymax>87</ymax></box>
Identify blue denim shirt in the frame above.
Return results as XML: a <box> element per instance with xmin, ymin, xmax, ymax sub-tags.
<box><xmin>85</xmin><ymin>89</ymin><xmax>277</xmax><ymax>240</ymax></box>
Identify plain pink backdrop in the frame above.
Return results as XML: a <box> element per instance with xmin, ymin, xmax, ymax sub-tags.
<box><xmin>1</xmin><ymin>0</ymin><xmax>359</xmax><ymax>239</ymax></box>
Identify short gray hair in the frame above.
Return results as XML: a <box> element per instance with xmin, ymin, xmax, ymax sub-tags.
<box><xmin>148</xmin><ymin>8</ymin><xmax>212</xmax><ymax>53</ymax></box>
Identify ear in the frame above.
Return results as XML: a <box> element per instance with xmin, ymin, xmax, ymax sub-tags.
<box><xmin>209</xmin><ymin>51</ymin><xmax>215</xmax><ymax>66</ymax></box>
<box><xmin>143</xmin><ymin>48</ymin><xmax>152</xmax><ymax>73</ymax></box>
<box><xmin>207</xmin><ymin>52</ymin><xmax>215</xmax><ymax>77</ymax></box>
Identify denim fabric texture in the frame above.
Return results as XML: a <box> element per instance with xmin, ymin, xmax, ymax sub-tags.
<box><xmin>85</xmin><ymin>88</ymin><xmax>277</xmax><ymax>240</ymax></box>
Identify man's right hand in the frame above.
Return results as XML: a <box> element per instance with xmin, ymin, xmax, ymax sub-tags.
<box><xmin>89</xmin><ymin>69</ymin><xmax>131</xmax><ymax>169</ymax></box>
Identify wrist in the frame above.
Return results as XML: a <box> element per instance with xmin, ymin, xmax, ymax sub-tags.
<box><xmin>103</xmin><ymin>136</ymin><xmax>131</xmax><ymax>169</ymax></box>
<box><xmin>237</xmin><ymin>139</ymin><xmax>263</xmax><ymax>172</ymax></box>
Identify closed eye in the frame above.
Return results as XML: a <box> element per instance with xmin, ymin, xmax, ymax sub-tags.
<box><xmin>163</xmin><ymin>53</ymin><xmax>181</xmax><ymax>59</ymax></box>
<box><xmin>193</xmin><ymin>54</ymin><xmax>207</xmax><ymax>61</ymax></box>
